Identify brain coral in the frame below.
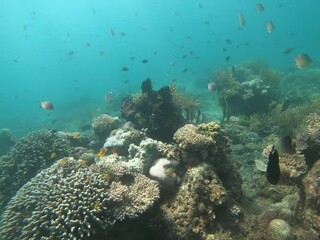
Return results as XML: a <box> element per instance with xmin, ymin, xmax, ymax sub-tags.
<box><xmin>0</xmin><ymin>130</ymin><xmax>75</xmax><ymax>211</ymax></box>
<box><xmin>0</xmin><ymin>157</ymin><xmax>160</xmax><ymax>239</ymax></box>
<box><xmin>268</xmin><ymin>219</ymin><xmax>292</xmax><ymax>240</ymax></box>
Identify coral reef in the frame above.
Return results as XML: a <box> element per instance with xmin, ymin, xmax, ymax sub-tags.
<box><xmin>0</xmin><ymin>130</ymin><xmax>75</xmax><ymax>211</ymax></box>
<box><xmin>158</xmin><ymin>163</ymin><xmax>227</xmax><ymax>240</ymax></box>
<box><xmin>261</xmin><ymin>145</ymin><xmax>308</xmax><ymax>184</ymax></box>
<box><xmin>212</xmin><ymin>60</ymin><xmax>281</xmax><ymax>119</ymax></box>
<box><xmin>173</xmin><ymin>122</ymin><xmax>230</xmax><ymax>165</ymax></box>
<box><xmin>301</xmin><ymin>159</ymin><xmax>320</xmax><ymax>234</ymax></box>
<box><xmin>296</xmin><ymin>112</ymin><xmax>320</xmax><ymax>167</ymax></box>
<box><xmin>121</xmin><ymin>79</ymin><xmax>186</xmax><ymax>142</ymax></box>
<box><xmin>92</xmin><ymin>114</ymin><xmax>121</xmax><ymax>143</ymax></box>
<box><xmin>103</xmin><ymin>128</ymin><xmax>145</xmax><ymax>156</ymax></box>
<box><xmin>0</xmin><ymin>128</ymin><xmax>16</xmax><ymax>156</ymax></box>
<box><xmin>268</xmin><ymin>219</ymin><xmax>292</xmax><ymax>240</ymax></box>
<box><xmin>149</xmin><ymin>158</ymin><xmax>179</xmax><ymax>187</ymax></box>
<box><xmin>0</xmin><ymin>157</ymin><xmax>160</xmax><ymax>239</ymax></box>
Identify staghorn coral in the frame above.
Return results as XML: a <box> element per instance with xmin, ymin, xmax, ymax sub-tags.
<box><xmin>0</xmin><ymin>129</ymin><xmax>75</xmax><ymax>211</ymax></box>
<box><xmin>173</xmin><ymin>122</ymin><xmax>230</xmax><ymax>164</ymax></box>
<box><xmin>91</xmin><ymin>114</ymin><xmax>121</xmax><ymax>142</ymax></box>
<box><xmin>159</xmin><ymin>163</ymin><xmax>227</xmax><ymax>240</ymax></box>
<box><xmin>268</xmin><ymin>219</ymin><xmax>292</xmax><ymax>240</ymax></box>
<box><xmin>0</xmin><ymin>157</ymin><xmax>160</xmax><ymax>240</ymax></box>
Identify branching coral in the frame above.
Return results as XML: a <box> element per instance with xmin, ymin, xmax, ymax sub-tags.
<box><xmin>0</xmin><ymin>158</ymin><xmax>160</xmax><ymax>239</ymax></box>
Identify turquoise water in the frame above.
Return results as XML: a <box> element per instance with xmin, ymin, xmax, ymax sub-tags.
<box><xmin>0</xmin><ymin>0</ymin><xmax>319</xmax><ymax>136</ymax></box>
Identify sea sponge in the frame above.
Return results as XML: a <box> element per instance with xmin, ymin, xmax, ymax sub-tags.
<box><xmin>0</xmin><ymin>157</ymin><xmax>160</xmax><ymax>239</ymax></box>
<box><xmin>149</xmin><ymin>158</ymin><xmax>179</xmax><ymax>187</ymax></box>
<box><xmin>268</xmin><ymin>219</ymin><xmax>292</xmax><ymax>240</ymax></box>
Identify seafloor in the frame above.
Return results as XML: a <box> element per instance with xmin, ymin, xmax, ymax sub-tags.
<box><xmin>0</xmin><ymin>60</ymin><xmax>320</xmax><ymax>240</ymax></box>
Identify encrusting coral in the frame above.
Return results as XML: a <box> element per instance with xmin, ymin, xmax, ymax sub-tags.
<box><xmin>173</xmin><ymin>122</ymin><xmax>230</xmax><ymax>164</ymax></box>
<box><xmin>159</xmin><ymin>163</ymin><xmax>227</xmax><ymax>239</ymax></box>
<box><xmin>0</xmin><ymin>157</ymin><xmax>160</xmax><ymax>240</ymax></box>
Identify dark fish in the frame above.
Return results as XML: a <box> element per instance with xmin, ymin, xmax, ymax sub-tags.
<box><xmin>119</xmin><ymin>32</ymin><xmax>126</xmax><ymax>37</ymax></box>
<box><xmin>123</xmin><ymin>79</ymin><xmax>129</xmax><ymax>83</ymax></box>
<box><xmin>68</xmin><ymin>51</ymin><xmax>74</xmax><ymax>56</ymax></box>
<box><xmin>225</xmin><ymin>39</ymin><xmax>232</xmax><ymax>45</ymax></box>
<box><xmin>222</xmin><ymin>48</ymin><xmax>227</xmax><ymax>52</ymax></box>
<box><xmin>109</xmin><ymin>28</ymin><xmax>115</xmax><ymax>36</ymax></box>
<box><xmin>142</xmin><ymin>59</ymin><xmax>148</xmax><ymax>64</ymax></box>
<box><xmin>182</xmin><ymin>55</ymin><xmax>187</xmax><ymax>59</ymax></box>
<box><xmin>276</xmin><ymin>136</ymin><xmax>296</xmax><ymax>154</ymax></box>
<box><xmin>282</xmin><ymin>47</ymin><xmax>295</xmax><ymax>54</ymax></box>
<box><xmin>225</xmin><ymin>56</ymin><xmax>231</xmax><ymax>62</ymax></box>
<box><xmin>204</xmin><ymin>21</ymin><xmax>210</xmax><ymax>25</ymax></box>
<box><xmin>182</xmin><ymin>69</ymin><xmax>188</xmax><ymax>72</ymax></box>
<box><xmin>266</xmin><ymin>145</ymin><xmax>280</xmax><ymax>185</ymax></box>
<box><xmin>122</xmin><ymin>67</ymin><xmax>129</xmax><ymax>71</ymax></box>
<box><xmin>130</xmin><ymin>56</ymin><xmax>135</xmax><ymax>60</ymax></box>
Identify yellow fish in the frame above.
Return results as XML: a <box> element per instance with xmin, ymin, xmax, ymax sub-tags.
<box><xmin>50</xmin><ymin>152</ymin><xmax>57</xmax><ymax>159</ymax></box>
<box><xmin>97</xmin><ymin>148</ymin><xmax>107</xmax><ymax>157</ymax></box>
<box><xmin>73</xmin><ymin>132</ymin><xmax>81</xmax><ymax>139</ymax></box>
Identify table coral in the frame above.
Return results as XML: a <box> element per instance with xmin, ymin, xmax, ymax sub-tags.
<box><xmin>0</xmin><ymin>157</ymin><xmax>160</xmax><ymax>240</ymax></box>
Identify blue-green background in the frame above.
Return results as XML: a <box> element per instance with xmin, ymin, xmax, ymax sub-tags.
<box><xmin>0</xmin><ymin>0</ymin><xmax>319</xmax><ymax>136</ymax></box>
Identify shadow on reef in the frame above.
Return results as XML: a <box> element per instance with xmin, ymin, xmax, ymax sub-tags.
<box><xmin>121</xmin><ymin>78</ymin><xmax>186</xmax><ymax>142</ymax></box>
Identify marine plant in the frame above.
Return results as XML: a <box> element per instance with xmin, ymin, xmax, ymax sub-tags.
<box><xmin>249</xmin><ymin>98</ymin><xmax>320</xmax><ymax>136</ymax></box>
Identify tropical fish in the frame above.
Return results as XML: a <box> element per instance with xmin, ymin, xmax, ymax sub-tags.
<box><xmin>295</xmin><ymin>53</ymin><xmax>312</xmax><ymax>69</ymax></box>
<box><xmin>97</xmin><ymin>148</ymin><xmax>107</xmax><ymax>157</ymax></box>
<box><xmin>40</xmin><ymin>101</ymin><xmax>54</xmax><ymax>110</ymax></box>
<box><xmin>276</xmin><ymin>136</ymin><xmax>296</xmax><ymax>154</ymax></box>
<box><xmin>73</xmin><ymin>132</ymin><xmax>81</xmax><ymax>139</ymax></box>
<box><xmin>266</xmin><ymin>145</ymin><xmax>280</xmax><ymax>185</ymax></box>
<box><xmin>109</xmin><ymin>28</ymin><xmax>115</xmax><ymax>36</ymax></box>
<box><xmin>50</xmin><ymin>152</ymin><xmax>57</xmax><ymax>159</ymax></box>
<box><xmin>265</xmin><ymin>21</ymin><xmax>275</xmax><ymax>33</ymax></box>
<box><xmin>256</xmin><ymin>3</ymin><xmax>264</xmax><ymax>12</ymax></box>
<box><xmin>207</xmin><ymin>82</ymin><xmax>216</xmax><ymax>92</ymax></box>
<box><xmin>282</xmin><ymin>47</ymin><xmax>295</xmax><ymax>54</ymax></box>
<box><xmin>105</xmin><ymin>92</ymin><xmax>113</xmax><ymax>103</ymax></box>
<box><xmin>239</xmin><ymin>13</ymin><xmax>245</xmax><ymax>27</ymax></box>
